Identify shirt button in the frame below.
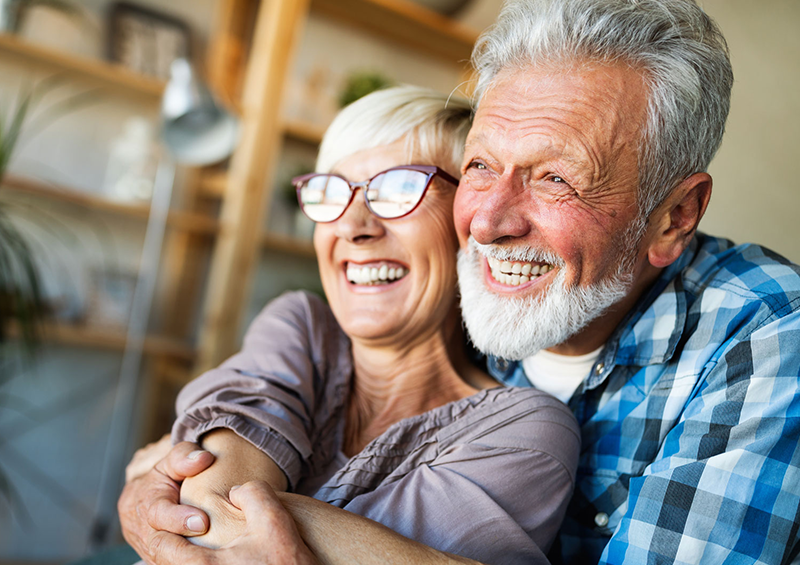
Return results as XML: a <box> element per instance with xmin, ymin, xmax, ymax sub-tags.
<box><xmin>594</xmin><ymin>512</ymin><xmax>609</xmax><ymax>528</ymax></box>
<box><xmin>594</xmin><ymin>363</ymin><xmax>605</xmax><ymax>375</ymax></box>
<box><xmin>496</xmin><ymin>359</ymin><xmax>508</xmax><ymax>371</ymax></box>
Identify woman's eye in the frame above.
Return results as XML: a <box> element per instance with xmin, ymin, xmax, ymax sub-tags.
<box><xmin>467</xmin><ymin>161</ymin><xmax>487</xmax><ymax>171</ymax></box>
<box><xmin>550</xmin><ymin>175</ymin><xmax>566</xmax><ymax>183</ymax></box>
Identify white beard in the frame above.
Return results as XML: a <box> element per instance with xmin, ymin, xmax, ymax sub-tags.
<box><xmin>457</xmin><ymin>237</ymin><xmax>635</xmax><ymax>360</ymax></box>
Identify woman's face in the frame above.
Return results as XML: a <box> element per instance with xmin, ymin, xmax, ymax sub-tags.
<box><xmin>313</xmin><ymin>139</ymin><xmax>460</xmax><ymax>345</ymax></box>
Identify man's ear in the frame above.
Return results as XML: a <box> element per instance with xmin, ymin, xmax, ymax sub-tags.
<box><xmin>647</xmin><ymin>172</ymin><xmax>712</xmax><ymax>268</ymax></box>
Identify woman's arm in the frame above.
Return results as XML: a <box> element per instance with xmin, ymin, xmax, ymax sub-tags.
<box><xmin>180</xmin><ymin>429</ymin><xmax>289</xmax><ymax>548</ymax></box>
<box><xmin>172</xmin><ymin>291</ymin><xmax>351</xmax><ymax>490</ymax></box>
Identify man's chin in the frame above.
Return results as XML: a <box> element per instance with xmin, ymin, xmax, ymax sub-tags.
<box><xmin>457</xmin><ymin>248</ymin><xmax>632</xmax><ymax>360</ymax></box>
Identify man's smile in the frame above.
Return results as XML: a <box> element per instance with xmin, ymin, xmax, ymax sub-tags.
<box><xmin>486</xmin><ymin>256</ymin><xmax>555</xmax><ymax>286</ymax></box>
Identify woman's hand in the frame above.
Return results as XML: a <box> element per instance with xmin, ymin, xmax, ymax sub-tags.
<box><xmin>179</xmin><ymin>458</ymin><xmax>248</xmax><ymax>548</ymax></box>
<box><xmin>126</xmin><ymin>433</ymin><xmax>173</xmax><ymax>483</ymax></box>
<box><xmin>179</xmin><ymin>429</ymin><xmax>290</xmax><ymax>548</ymax></box>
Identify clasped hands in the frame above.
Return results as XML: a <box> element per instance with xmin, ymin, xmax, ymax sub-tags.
<box><xmin>118</xmin><ymin>433</ymin><xmax>318</xmax><ymax>565</ymax></box>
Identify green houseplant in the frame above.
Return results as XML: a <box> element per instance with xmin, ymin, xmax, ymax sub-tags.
<box><xmin>0</xmin><ymin>84</ymin><xmax>45</xmax><ymax>353</ymax></box>
<box><xmin>0</xmin><ymin>79</ymin><xmax>95</xmax><ymax>518</ymax></box>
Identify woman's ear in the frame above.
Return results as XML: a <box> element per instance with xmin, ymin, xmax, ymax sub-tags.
<box><xmin>647</xmin><ymin>172</ymin><xmax>712</xmax><ymax>268</ymax></box>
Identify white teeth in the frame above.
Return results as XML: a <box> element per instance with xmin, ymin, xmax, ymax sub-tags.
<box><xmin>347</xmin><ymin>263</ymin><xmax>407</xmax><ymax>285</ymax></box>
<box><xmin>487</xmin><ymin>257</ymin><xmax>554</xmax><ymax>287</ymax></box>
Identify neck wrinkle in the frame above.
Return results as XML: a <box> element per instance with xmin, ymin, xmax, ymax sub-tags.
<box><xmin>343</xmin><ymin>314</ymin><xmax>485</xmax><ymax>456</ymax></box>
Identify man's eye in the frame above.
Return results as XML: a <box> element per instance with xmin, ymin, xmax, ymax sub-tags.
<box><xmin>468</xmin><ymin>161</ymin><xmax>487</xmax><ymax>170</ymax></box>
<box><xmin>550</xmin><ymin>175</ymin><xmax>566</xmax><ymax>183</ymax></box>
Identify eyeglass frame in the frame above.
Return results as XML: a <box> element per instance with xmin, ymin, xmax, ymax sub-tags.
<box><xmin>292</xmin><ymin>165</ymin><xmax>459</xmax><ymax>223</ymax></box>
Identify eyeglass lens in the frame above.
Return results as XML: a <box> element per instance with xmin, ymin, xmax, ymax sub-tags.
<box><xmin>299</xmin><ymin>169</ymin><xmax>431</xmax><ymax>222</ymax></box>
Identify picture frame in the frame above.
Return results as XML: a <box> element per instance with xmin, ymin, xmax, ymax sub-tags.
<box><xmin>107</xmin><ymin>2</ymin><xmax>192</xmax><ymax>80</ymax></box>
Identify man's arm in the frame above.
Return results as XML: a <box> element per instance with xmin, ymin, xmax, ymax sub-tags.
<box><xmin>280</xmin><ymin>492</ymin><xmax>479</xmax><ymax>565</ymax></box>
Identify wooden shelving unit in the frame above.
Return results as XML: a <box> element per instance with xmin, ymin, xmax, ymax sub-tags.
<box><xmin>312</xmin><ymin>0</ymin><xmax>478</xmax><ymax>62</ymax></box>
<box><xmin>1</xmin><ymin>175</ymin><xmax>219</xmax><ymax>236</ymax></box>
<box><xmin>283</xmin><ymin>118</ymin><xmax>326</xmax><ymax>146</ymax></box>
<box><xmin>5</xmin><ymin>321</ymin><xmax>195</xmax><ymax>361</ymax></box>
<box><xmin>0</xmin><ymin>33</ymin><xmax>164</xmax><ymax>99</ymax></box>
<box><xmin>261</xmin><ymin>231</ymin><xmax>316</xmax><ymax>258</ymax></box>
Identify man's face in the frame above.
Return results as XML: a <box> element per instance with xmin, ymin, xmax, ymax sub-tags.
<box><xmin>454</xmin><ymin>62</ymin><xmax>657</xmax><ymax>357</ymax></box>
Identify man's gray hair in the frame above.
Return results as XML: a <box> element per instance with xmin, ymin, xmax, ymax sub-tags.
<box><xmin>317</xmin><ymin>85</ymin><xmax>472</xmax><ymax>176</ymax></box>
<box><xmin>471</xmin><ymin>0</ymin><xmax>734</xmax><ymax>219</ymax></box>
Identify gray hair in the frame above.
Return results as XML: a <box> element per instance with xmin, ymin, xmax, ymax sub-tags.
<box><xmin>316</xmin><ymin>85</ymin><xmax>472</xmax><ymax>176</ymax></box>
<box><xmin>472</xmin><ymin>0</ymin><xmax>733</xmax><ymax>220</ymax></box>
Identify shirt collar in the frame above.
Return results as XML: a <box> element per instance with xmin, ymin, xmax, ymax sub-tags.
<box><xmin>583</xmin><ymin>235</ymin><xmax>699</xmax><ymax>389</ymax></box>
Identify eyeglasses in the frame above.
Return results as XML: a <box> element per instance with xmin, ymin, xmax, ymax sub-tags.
<box><xmin>292</xmin><ymin>165</ymin><xmax>459</xmax><ymax>223</ymax></box>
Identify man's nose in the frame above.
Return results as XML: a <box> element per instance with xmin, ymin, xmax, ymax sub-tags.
<box><xmin>334</xmin><ymin>188</ymin><xmax>385</xmax><ymax>243</ymax></box>
<box><xmin>468</xmin><ymin>174</ymin><xmax>532</xmax><ymax>245</ymax></box>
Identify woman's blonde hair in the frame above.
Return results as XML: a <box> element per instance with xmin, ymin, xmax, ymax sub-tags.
<box><xmin>316</xmin><ymin>85</ymin><xmax>472</xmax><ymax>176</ymax></box>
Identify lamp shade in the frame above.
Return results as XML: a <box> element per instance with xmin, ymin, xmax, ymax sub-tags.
<box><xmin>161</xmin><ymin>58</ymin><xmax>239</xmax><ymax>166</ymax></box>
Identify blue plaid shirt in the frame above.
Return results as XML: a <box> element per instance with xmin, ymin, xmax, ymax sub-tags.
<box><xmin>489</xmin><ymin>234</ymin><xmax>800</xmax><ymax>564</ymax></box>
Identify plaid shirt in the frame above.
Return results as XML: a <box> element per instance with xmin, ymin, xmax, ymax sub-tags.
<box><xmin>489</xmin><ymin>233</ymin><xmax>800</xmax><ymax>564</ymax></box>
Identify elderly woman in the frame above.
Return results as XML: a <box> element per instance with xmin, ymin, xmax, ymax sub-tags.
<box><xmin>121</xmin><ymin>86</ymin><xmax>579</xmax><ymax>565</ymax></box>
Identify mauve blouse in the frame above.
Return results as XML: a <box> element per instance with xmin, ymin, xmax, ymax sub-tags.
<box><xmin>173</xmin><ymin>291</ymin><xmax>580</xmax><ymax>565</ymax></box>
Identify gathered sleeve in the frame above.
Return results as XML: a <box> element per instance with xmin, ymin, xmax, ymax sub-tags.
<box><xmin>171</xmin><ymin>291</ymin><xmax>352</xmax><ymax>490</ymax></box>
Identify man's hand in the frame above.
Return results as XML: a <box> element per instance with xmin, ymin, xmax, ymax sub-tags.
<box><xmin>144</xmin><ymin>481</ymin><xmax>319</xmax><ymax>565</ymax></box>
<box><xmin>179</xmin><ymin>429</ymin><xmax>289</xmax><ymax>549</ymax></box>
<box><xmin>118</xmin><ymin>441</ymin><xmax>215</xmax><ymax>564</ymax></box>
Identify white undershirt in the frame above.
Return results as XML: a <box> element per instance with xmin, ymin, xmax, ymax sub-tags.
<box><xmin>521</xmin><ymin>345</ymin><xmax>605</xmax><ymax>404</ymax></box>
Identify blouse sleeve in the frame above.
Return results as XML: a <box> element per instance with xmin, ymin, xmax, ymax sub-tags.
<box><xmin>171</xmin><ymin>291</ymin><xmax>352</xmax><ymax>489</ymax></box>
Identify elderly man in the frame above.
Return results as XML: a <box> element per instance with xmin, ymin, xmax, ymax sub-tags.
<box><xmin>119</xmin><ymin>0</ymin><xmax>800</xmax><ymax>563</ymax></box>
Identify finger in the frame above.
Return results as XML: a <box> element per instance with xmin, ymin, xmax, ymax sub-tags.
<box><xmin>147</xmin><ymin>494</ymin><xmax>210</xmax><ymax>537</ymax></box>
<box><xmin>229</xmin><ymin>481</ymin><xmax>293</xmax><ymax>532</ymax></box>
<box><xmin>126</xmin><ymin>434</ymin><xmax>173</xmax><ymax>483</ymax></box>
<box><xmin>154</xmin><ymin>441</ymin><xmax>215</xmax><ymax>482</ymax></box>
<box><xmin>145</xmin><ymin>529</ymin><xmax>214</xmax><ymax>565</ymax></box>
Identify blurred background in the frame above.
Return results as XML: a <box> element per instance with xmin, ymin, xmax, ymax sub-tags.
<box><xmin>0</xmin><ymin>0</ymin><xmax>796</xmax><ymax>563</ymax></box>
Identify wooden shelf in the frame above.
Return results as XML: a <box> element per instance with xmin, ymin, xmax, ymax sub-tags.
<box><xmin>6</xmin><ymin>321</ymin><xmax>195</xmax><ymax>361</ymax></box>
<box><xmin>311</xmin><ymin>0</ymin><xmax>479</xmax><ymax>62</ymax></box>
<box><xmin>261</xmin><ymin>231</ymin><xmax>316</xmax><ymax>258</ymax></box>
<box><xmin>283</xmin><ymin>118</ymin><xmax>326</xmax><ymax>145</ymax></box>
<box><xmin>198</xmin><ymin>171</ymin><xmax>229</xmax><ymax>199</ymax></box>
<box><xmin>0</xmin><ymin>33</ymin><xmax>165</xmax><ymax>99</ymax></box>
<box><xmin>1</xmin><ymin>175</ymin><xmax>219</xmax><ymax>236</ymax></box>
<box><xmin>195</xmin><ymin>119</ymin><xmax>325</xmax><ymax>201</ymax></box>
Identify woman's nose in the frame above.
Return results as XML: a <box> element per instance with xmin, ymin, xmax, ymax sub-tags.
<box><xmin>334</xmin><ymin>188</ymin><xmax>386</xmax><ymax>243</ymax></box>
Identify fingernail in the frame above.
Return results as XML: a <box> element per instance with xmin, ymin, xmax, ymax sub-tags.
<box><xmin>187</xmin><ymin>450</ymin><xmax>206</xmax><ymax>461</ymax></box>
<box><xmin>186</xmin><ymin>515</ymin><xmax>205</xmax><ymax>532</ymax></box>
<box><xmin>230</xmin><ymin>485</ymin><xmax>241</xmax><ymax>493</ymax></box>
